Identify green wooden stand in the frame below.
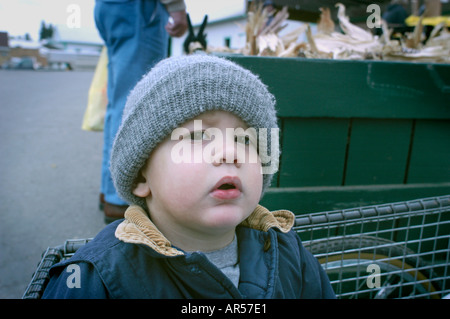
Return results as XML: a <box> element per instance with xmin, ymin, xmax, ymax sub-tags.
<box><xmin>224</xmin><ymin>55</ymin><xmax>450</xmax><ymax>214</ymax></box>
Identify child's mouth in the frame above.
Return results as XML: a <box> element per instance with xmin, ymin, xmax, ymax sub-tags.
<box><xmin>211</xmin><ymin>176</ymin><xmax>242</xmax><ymax>200</ymax></box>
<box><xmin>217</xmin><ymin>183</ymin><xmax>236</xmax><ymax>190</ymax></box>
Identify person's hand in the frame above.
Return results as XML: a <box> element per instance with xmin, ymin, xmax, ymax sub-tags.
<box><xmin>165</xmin><ymin>10</ymin><xmax>188</xmax><ymax>37</ymax></box>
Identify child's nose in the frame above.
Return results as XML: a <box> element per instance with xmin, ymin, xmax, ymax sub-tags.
<box><xmin>212</xmin><ymin>135</ymin><xmax>242</xmax><ymax>168</ymax></box>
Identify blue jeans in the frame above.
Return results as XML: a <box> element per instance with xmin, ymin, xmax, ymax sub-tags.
<box><xmin>95</xmin><ymin>0</ymin><xmax>169</xmax><ymax>205</ymax></box>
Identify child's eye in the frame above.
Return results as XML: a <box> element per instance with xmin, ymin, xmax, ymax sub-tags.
<box><xmin>189</xmin><ymin>130</ymin><xmax>208</xmax><ymax>142</ymax></box>
<box><xmin>235</xmin><ymin>135</ymin><xmax>250</xmax><ymax>145</ymax></box>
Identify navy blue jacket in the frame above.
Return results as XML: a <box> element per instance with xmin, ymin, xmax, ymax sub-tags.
<box><xmin>42</xmin><ymin>206</ymin><xmax>335</xmax><ymax>299</ymax></box>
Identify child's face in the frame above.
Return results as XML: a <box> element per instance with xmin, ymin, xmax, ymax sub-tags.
<box><xmin>133</xmin><ymin>110</ymin><xmax>263</xmax><ymax>242</ymax></box>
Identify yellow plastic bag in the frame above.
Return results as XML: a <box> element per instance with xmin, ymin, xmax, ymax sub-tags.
<box><xmin>405</xmin><ymin>15</ymin><xmax>450</xmax><ymax>27</ymax></box>
<box><xmin>82</xmin><ymin>46</ymin><xmax>108</xmax><ymax>131</ymax></box>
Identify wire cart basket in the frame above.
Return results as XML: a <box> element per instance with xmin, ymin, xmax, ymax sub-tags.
<box><xmin>23</xmin><ymin>196</ymin><xmax>449</xmax><ymax>299</ymax></box>
<box><xmin>294</xmin><ymin>195</ymin><xmax>450</xmax><ymax>299</ymax></box>
<box><xmin>22</xmin><ymin>238</ymin><xmax>92</xmax><ymax>299</ymax></box>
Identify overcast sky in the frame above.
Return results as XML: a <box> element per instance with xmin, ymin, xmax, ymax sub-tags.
<box><xmin>0</xmin><ymin>0</ymin><xmax>246</xmax><ymax>42</ymax></box>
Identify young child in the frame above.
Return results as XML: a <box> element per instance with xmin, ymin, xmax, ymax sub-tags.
<box><xmin>42</xmin><ymin>55</ymin><xmax>335</xmax><ymax>299</ymax></box>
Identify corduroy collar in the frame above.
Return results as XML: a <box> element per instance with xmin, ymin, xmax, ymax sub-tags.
<box><xmin>115</xmin><ymin>205</ymin><xmax>295</xmax><ymax>257</ymax></box>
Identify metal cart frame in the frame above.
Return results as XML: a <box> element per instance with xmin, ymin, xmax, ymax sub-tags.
<box><xmin>23</xmin><ymin>195</ymin><xmax>450</xmax><ymax>299</ymax></box>
<box><xmin>295</xmin><ymin>195</ymin><xmax>450</xmax><ymax>299</ymax></box>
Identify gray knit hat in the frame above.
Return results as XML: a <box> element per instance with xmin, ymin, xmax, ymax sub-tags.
<box><xmin>110</xmin><ymin>54</ymin><xmax>279</xmax><ymax>208</ymax></box>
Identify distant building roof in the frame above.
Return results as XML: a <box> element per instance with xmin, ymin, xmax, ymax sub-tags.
<box><xmin>9</xmin><ymin>38</ymin><xmax>41</xmax><ymax>49</ymax></box>
<box><xmin>52</xmin><ymin>24</ymin><xmax>103</xmax><ymax>46</ymax></box>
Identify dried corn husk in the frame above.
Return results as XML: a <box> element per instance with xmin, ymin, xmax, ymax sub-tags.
<box><xmin>425</xmin><ymin>22</ymin><xmax>450</xmax><ymax>50</ymax></box>
<box><xmin>317</xmin><ymin>7</ymin><xmax>335</xmax><ymax>35</ymax></box>
<box><xmin>216</xmin><ymin>2</ymin><xmax>449</xmax><ymax>63</ymax></box>
<box><xmin>335</xmin><ymin>3</ymin><xmax>374</xmax><ymax>42</ymax></box>
<box><xmin>242</xmin><ymin>3</ymin><xmax>291</xmax><ymax>56</ymax></box>
<box><xmin>314</xmin><ymin>3</ymin><xmax>385</xmax><ymax>60</ymax></box>
<box><xmin>384</xmin><ymin>18</ymin><xmax>450</xmax><ymax>62</ymax></box>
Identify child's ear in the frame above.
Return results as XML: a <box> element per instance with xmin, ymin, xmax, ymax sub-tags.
<box><xmin>132</xmin><ymin>171</ymin><xmax>151</xmax><ymax>198</ymax></box>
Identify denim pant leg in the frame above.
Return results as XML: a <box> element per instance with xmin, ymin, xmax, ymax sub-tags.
<box><xmin>95</xmin><ymin>0</ymin><xmax>169</xmax><ymax>205</ymax></box>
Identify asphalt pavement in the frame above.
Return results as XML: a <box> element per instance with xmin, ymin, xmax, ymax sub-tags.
<box><xmin>0</xmin><ymin>69</ymin><xmax>106</xmax><ymax>298</ymax></box>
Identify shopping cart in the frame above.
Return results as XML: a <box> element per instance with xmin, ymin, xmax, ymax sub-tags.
<box><xmin>22</xmin><ymin>238</ymin><xmax>92</xmax><ymax>299</ymax></box>
<box><xmin>23</xmin><ymin>196</ymin><xmax>450</xmax><ymax>299</ymax></box>
<box><xmin>294</xmin><ymin>195</ymin><xmax>450</xmax><ymax>299</ymax></box>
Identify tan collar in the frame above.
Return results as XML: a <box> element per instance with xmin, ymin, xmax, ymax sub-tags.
<box><xmin>115</xmin><ymin>205</ymin><xmax>295</xmax><ymax>257</ymax></box>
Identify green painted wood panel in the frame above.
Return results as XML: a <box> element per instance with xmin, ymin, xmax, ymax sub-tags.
<box><xmin>224</xmin><ymin>55</ymin><xmax>450</xmax><ymax>120</ymax></box>
<box><xmin>407</xmin><ymin>120</ymin><xmax>450</xmax><ymax>184</ymax></box>
<box><xmin>344</xmin><ymin>119</ymin><xmax>412</xmax><ymax>185</ymax></box>
<box><xmin>278</xmin><ymin>118</ymin><xmax>349</xmax><ymax>187</ymax></box>
<box><xmin>220</xmin><ymin>55</ymin><xmax>450</xmax><ymax>213</ymax></box>
<box><xmin>259</xmin><ymin>183</ymin><xmax>450</xmax><ymax>214</ymax></box>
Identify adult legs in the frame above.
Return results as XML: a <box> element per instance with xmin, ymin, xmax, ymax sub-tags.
<box><xmin>95</xmin><ymin>0</ymin><xmax>169</xmax><ymax>221</ymax></box>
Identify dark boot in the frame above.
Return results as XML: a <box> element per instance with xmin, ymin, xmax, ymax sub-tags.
<box><xmin>104</xmin><ymin>202</ymin><xmax>128</xmax><ymax>224</ymax></box>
